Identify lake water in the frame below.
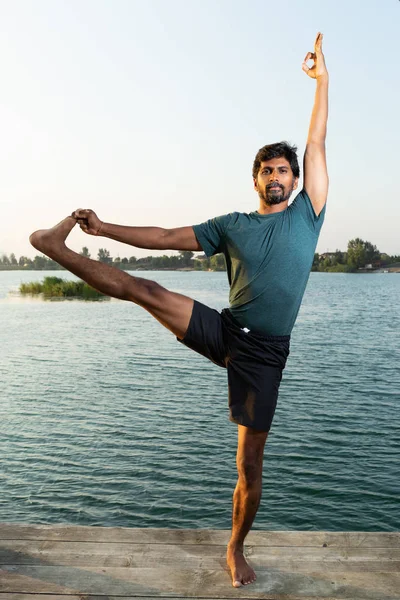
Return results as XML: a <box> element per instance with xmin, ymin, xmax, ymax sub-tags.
<box><xmin>1</xmin><ymin>270</ymin><xmax>399</xmax><ymax>531</ymax></box>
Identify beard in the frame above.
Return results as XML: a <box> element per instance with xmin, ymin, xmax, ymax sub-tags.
<box><xmin>260</xmin><ymin>183</ymin><xmax>294</xmax><ymax>206</ymax></box>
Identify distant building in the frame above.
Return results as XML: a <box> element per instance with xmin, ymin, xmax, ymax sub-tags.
<box><xmin>319</xmin><ymin>252</ymin><xmax>337</xmax><ymax>260</ymax></box>
<box><xmin>358</xmin><ymin>263</ymin><xmax>378</xmax><ymax>270</ymax></box>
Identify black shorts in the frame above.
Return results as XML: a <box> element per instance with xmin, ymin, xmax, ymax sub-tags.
<box><xmin>177</xmin><ymin>300</ymin><xmax>290</xmax><ymax>432</ymax></box>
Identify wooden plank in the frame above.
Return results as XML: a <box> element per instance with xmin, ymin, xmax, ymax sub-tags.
<box><xmin>0</xmin><ymin>566</ymin><xmax>399</xmax><ymax>599</ymax></box>
<box><xmin>0</xmin><ymin>597</ymin><xmax>292</xmax><ymax>600</ymax></box>
<box><xmin>0</xmin><ymin>597</ymin><xmax>232</xmax><ymax>600</ymax></box>
<box><xmin>1</xmin><ymin>526</ymin><xmax>399</xmax><ymax>599</ymax></box>
<box><xmin>0</xmin><ymin>556</ymin><xmax>399</xmax><ymax>572</ymax></box>
<box><xmin>0</xmin><ymin>597</ymin><xmax>242</xmax><ymax>600</ymax></box>
<box><xmin>0</xmin><ymin>540</ymin><xmax>400</xmax><ymax>567</ymax></box>
<box><xmin>0</xmin><ymin>596</ymin><xmax>290</xmax><ymax>600</ymax></box>
<box><xmin>0</xmin><ymin>524</ymin><xmax>398</xmax><ymax>548</ymax></box>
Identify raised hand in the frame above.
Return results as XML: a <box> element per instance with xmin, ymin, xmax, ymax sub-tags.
<box><xmin>72</xmin><ymin>208</ymin><xmax>104</xmax><ymax>236</ymax></box>
<box><xmin>302</xmin><ymin>32</ymin><xmax>328</xmax><ymax>80</ymax></box>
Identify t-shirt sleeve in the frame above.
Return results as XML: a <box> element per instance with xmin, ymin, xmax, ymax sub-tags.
<box><xmin>192</xmin><ymin>213</ymin><xmax>232</xmax><ymax>257</ymax></box>
<box><xmin>289</xmin><ymin>188</ymin><xmax>327</xmax><ymax>235</ymax></box>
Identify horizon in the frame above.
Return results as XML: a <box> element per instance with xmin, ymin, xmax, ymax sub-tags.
<box><xmin>1</xmin><ymin>231</ymin><xmax>399</xmax><ymax>263</ymax></box>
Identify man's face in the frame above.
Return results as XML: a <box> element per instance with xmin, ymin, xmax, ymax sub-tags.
<box><xmin>254</xmin><ymin>157</ymin><xmax>298</xmax><ymax>205</ymax></box>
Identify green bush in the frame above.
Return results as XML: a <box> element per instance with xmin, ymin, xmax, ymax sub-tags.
<box><xmin>325</xmin><ymin>264</ymin><xmax>354</xmax><ymax>273</ymax></box>
<box><xmin>19</xmin><ymin>276</ymin><xmax>107</xmax><ymax>300</ymax></box>
<box><xmin>20</xmin><ymin>281</ymin><xmax>43</xmax><ymax>294</ymax></box>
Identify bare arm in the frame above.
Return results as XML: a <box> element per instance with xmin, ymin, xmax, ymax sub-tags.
<box><xmin>163</xmin><ymin>226</ymin><xmax>202</xmax><ymax>251</ymax></box>
<box><xmin>302</xmin><ymin>32</ymin><xmax>329</xmax><ymax>215</ymax></box>
<box><xmin>72</xmin><ymin>209</ymin><xmax>202</xmax><ymax>251</ymax></box>
<box><xmin>101</xmin><ymin>222</ymin><xmax>169</xmax><ymax>250</ymax></box>
<box><xmin>102</xmin><ymin>222</ymin><xmax>202</xmax><ymax>251</ymax></box>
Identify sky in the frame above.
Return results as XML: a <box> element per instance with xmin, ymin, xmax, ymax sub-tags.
<box><xmin>0</xmin><ymin>0</ymin><xmax>399</xmax><ymax>260</ymax></box>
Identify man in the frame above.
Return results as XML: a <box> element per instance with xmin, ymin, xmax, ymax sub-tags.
<box><xmin>30</xmin><ymin>32</ymin><xmax>329</xmax><ymax>588</ymax></box>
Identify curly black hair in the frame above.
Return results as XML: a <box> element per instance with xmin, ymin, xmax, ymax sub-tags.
<box><xmin>252</xmin><ymin>141</ymin><xmax>300</xmax><ymax>179</ymax></box>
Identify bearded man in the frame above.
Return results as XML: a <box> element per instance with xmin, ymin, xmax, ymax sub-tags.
<box><xmin>30</xmin><ymin>32</ymin><xmax>329</xmax><ymax>588</ymax></box>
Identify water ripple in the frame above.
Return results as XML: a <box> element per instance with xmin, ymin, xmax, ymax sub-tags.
<box><xmin>1</xmin><ymin>270</ymin><xmax>399</xmax><ymax>531</ymax></box>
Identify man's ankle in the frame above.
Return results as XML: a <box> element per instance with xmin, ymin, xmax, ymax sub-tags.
<box><xmin>227</xmin><ymin>539</ymin><xmax>244</xmax><ymax>552</ymax></box>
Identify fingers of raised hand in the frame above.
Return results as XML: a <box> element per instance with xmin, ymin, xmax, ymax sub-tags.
<box><xmin>304</xmin><ymin>51</ymin><xmax>315</xmax><ymax>63</ymax></box>
<box><xmin>314</xmin><ymin>32</ymin><xmax>323</xmax><ymax>52</ymax></box>
<box><xmin>302</xmin><ymin>52</ymin><xmax>315</xmax><ymax>74</ymax></box>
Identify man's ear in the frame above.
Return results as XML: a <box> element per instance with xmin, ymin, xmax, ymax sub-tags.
<box><xmin>253</xmin><ymin>177</ymin><xmax>258</xmax><ymax>192</ymax></box>
<box><xmin>293</xmin><ymin>177</ymin><xmax>299</xmax><ymax>190</ymax></box>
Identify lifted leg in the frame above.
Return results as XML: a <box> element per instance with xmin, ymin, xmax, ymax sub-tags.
<box><xmin>29</xmin><ymin>217</ymin><xmax>194</xmax><ymax>339</ymax></box>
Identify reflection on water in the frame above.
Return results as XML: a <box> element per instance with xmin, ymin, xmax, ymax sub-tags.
<box><xmin>2</xmin><ymin>293</ymin><xmax>111</xmax><ymax>303</ymax></box>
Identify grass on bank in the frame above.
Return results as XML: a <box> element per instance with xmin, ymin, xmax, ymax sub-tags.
<box><xmin>19</xmin><ymin>276</ymin><xmax>107</xmax><ymax>300</ymax></box>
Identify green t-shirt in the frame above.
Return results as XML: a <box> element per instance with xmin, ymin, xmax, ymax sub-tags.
<box><xmin>193</xmin><ymin>189</ymin><xmax>326</xmax><ymax>336</ymax></box>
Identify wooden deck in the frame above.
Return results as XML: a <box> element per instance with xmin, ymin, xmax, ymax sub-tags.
<box><xmin>0</xmin><ymin>524</ymin><xmax>399</xmax><ymax>599</ymax></box>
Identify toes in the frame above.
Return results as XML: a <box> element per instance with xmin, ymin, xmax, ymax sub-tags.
<box><xmin>231</xmin><ymin>570</ymin><xmax>243</xmax><ymax>587</ymax></box>
<box><xmin>244</xmin><ymin>573</ymin><xmax>256</xmax><ymax>585</ymax></box>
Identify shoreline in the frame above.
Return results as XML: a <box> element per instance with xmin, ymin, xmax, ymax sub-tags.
<box><xmin>1</xmin><ymin>266</ymin><xmax>399</xmax><ymax>273</ymax></box>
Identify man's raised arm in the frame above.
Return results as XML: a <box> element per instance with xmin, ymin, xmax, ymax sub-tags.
<box><xmin>302</xmin><ymin>32</ymin><xmax>329</xmax><ymax>216</ymax></box>
<box><xmin>72</xmin><ymin>209</ymin><xmax>202</xmax><ymax>251</ymax></box>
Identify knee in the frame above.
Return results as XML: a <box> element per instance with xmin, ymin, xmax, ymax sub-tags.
<box><xmin>141</xmin><ymin>279</ymin><xmax>163</xmax><ymax>299</ymax></box>
<box><xmin>143</xmin><ymin>280</ymin><xmax>168</xmax><ymax>309</ymax></box>
<box><xmin>236</xmin><ymin>457</ymin><xmax>262</xmax><ymax>489</ymax></box>
<box><xmin>127</xmin><ymin>278</ymin><xmax>164</xmax><ymax>307</ymax></box>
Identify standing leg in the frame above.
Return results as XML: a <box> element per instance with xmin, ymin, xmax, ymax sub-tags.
<box><xmin>29</xmin><ymin>217</ymin><xmax>194</xmax><ymax>338</ymax></box>
<box><xmin>227</xmin><ymin>424</ymin><xmax>268</xmax><ymax>587</ymax></box>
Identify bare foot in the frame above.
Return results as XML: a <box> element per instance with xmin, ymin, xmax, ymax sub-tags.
<box><xmin>29</xmin><ymin>217</ymin><xmax>76</xmax><ymax>258</ymax></box>
<box><xmin>227</xmin><ymin>543</ymin><xmax>256</xmax><ymax>587</ymax></box>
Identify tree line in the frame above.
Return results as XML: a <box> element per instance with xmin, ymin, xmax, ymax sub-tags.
<box><xmin>312</xmin><ymin>239</ymin><xmax>400</xmax><ymax>272</ymax></box>
<box><xmin>1</xmin><ymin>239</ymin><xmax>399</xmax><ymax>272</ymax></box>
<box><xmin>0</xmin><ymin>248</ymin><xmax>226</xmax><ymax>271</ymax></box>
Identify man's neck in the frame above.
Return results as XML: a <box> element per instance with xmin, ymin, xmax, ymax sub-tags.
<box><xmin>257</xmin><ymin>202</ymin><xmax>289</xmax><ymax>215</ymax></box>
